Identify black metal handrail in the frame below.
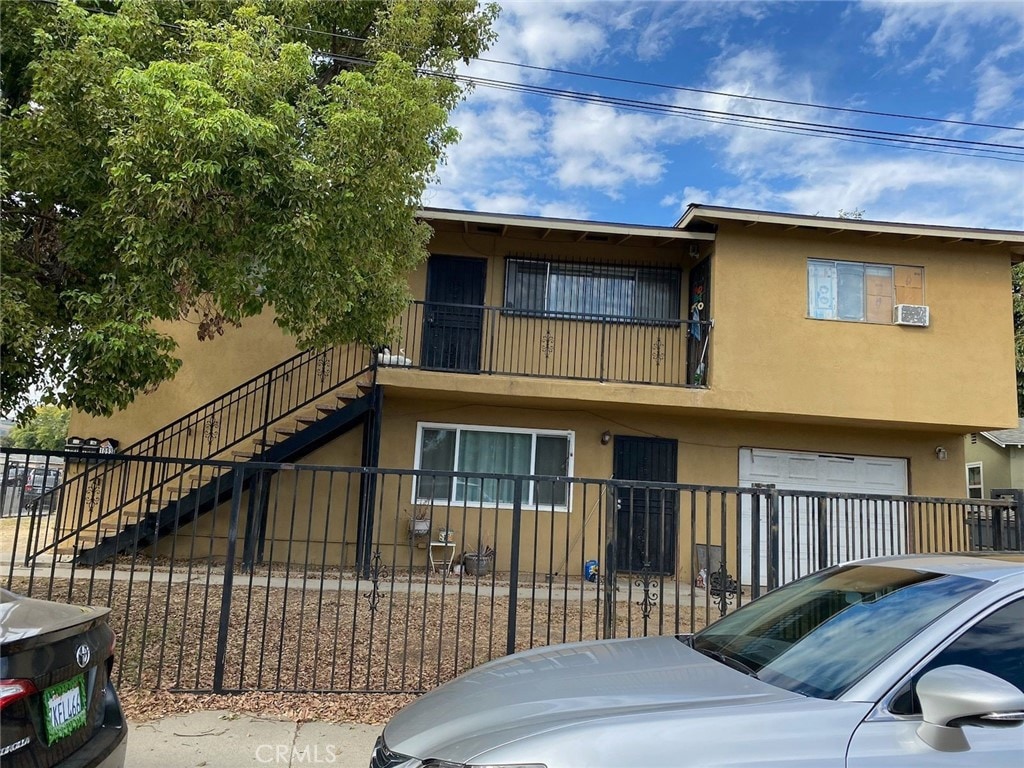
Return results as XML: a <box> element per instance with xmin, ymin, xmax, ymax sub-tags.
<box><xmin>387</xmin><ymin>300</ymin><xmax>713</xmax><ymax>387</ymax></box>
<box><xmin>37</xmin><ymin>344</ymin><xmax>374</xmax><ymax>559</ymax></box>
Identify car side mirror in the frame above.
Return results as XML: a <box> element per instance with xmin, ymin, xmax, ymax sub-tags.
<box><xmin>917</xmin><ymin>665</ymin><xmax>1024</xmax><ymax>752</ymax></box>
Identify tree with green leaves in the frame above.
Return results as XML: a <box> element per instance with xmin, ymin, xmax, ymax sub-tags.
<box><xmin>0</xmin><ymin>405</ymin><xmax>71</xmax><ymax>450</ymax></box>
<box><xmin>1</xmin><ymin>0</ymin><xmax>497</xmax><ymax>418</ymax></box>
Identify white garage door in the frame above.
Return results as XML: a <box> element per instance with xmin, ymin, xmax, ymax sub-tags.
<box><xmin>739</xmin><ymin>448</ymin><xmax>909</xmax><ymax>586</ymax></box>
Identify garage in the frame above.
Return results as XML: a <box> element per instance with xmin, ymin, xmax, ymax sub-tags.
<box><xmin>738</xmin><ymin>448</ymin><xmax>909</xmax><ymax>585</ymax></box>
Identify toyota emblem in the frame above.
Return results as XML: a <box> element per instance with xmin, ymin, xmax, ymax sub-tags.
<box><xmin>76</xmin><ymin>643</ymin><xmax>91</xmax><ymax>668</ymax></box>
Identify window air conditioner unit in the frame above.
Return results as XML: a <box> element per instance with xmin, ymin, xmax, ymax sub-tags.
<box><xmin>893</xmin><ymin>304</ymin><xmax>929</xmax><ymax>327</ymax></box>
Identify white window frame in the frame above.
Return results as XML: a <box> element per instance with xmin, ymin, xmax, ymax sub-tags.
<box><xmin>965</xmin><ymin>462</ymin><xmax>984</xmax><ymax>499</ymax></box>
<box><xmin>413</xmin><ymin>422</ymin><xmax>575</xmax><ymax>510</ymax></box>
<box><xmin>807</xmin><ymin>259</ymin><xmax>924</xmax><ymax>324</ymax></box>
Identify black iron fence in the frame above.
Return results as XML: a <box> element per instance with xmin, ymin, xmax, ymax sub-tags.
<box><xmin>1</xmin><ymin>449</ymin><xmax>1017</xmax><ymax>696</ymax></box>
<box><xmin>384</xmin><ymin>301</ymin><xmax>711</xmax><ymax>387</ymax></box>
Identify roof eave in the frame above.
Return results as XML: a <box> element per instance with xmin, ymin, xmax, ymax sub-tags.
<box><xmin>677</xmin><ymin>204</ymin><xmax>1024</xmax><ymax>250</ymax></box>
<box><xmin>420</xmin><ymin>207</ymin><xmax>714</xmax><ymax>243</ymax></box>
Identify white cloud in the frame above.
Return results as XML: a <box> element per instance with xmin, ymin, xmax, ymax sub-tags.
<box><xmin>973</xmin><ymin>63</ymin><xmax>1022</xmax><ymax>120</ymax></box>
<box><xmin>633</xmin><ymin>1</ymin><xmax>769</xmax><ymax>61</ymax></box>
<box><xmin>664</xmin><ymin>38</ymin><xmax>1024</xmax><ymax>229</ymax></box>
<box><xmin>548</xmin><ymin>101</ymin><xmax>676</xmax><ymax>196</ymax></box>
<box><xmin>489</xmin><ymin>2</ymin><xmax>608</xmax><ymax>69</ymax></box>
<box><xmin>862</xmin><ymin>1</ymin><xmax>1024</xmax><ymax>68</ymax></box>
<box><xmin>431</xmin><ymin>1</ymin><xmax>1024</xmax><ymax>230</ymax></box>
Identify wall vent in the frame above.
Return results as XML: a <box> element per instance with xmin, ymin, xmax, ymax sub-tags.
<box><xmin>893</xmin><ymin>304</ymin><xmax>930</xmax><ymax>327</ymax></box>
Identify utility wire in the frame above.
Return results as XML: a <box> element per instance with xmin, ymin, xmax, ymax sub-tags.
<box><xmin>288</xmin><ymin>25</ymin><xmax>1024</xmax><ymax>134</ymax></box>
<box><xmin>319</xmin><ymin>51</ymin><xmax>1024</xmax><ymax>161</ymax></box>
<box><xmin>27</xmin><ymin>0</ymin><xmax>1024</xmax><ymax>161</ymax></box>
<box><xmin>470</xmin><ymin>77</ymin><xmax>1024</xmax><ymax>163</ymax></box>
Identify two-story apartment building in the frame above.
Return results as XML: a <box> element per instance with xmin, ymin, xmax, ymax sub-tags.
<box><xmin>64</xmin><ymin>205</ymin><xmax>1023</xmax><ymax>581</ymax></box>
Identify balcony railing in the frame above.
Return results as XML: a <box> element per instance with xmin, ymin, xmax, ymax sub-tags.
<box><xmin>386</xmin><ymin>301</ymin><xmax>711</xmax><ymax>387</ymax></box>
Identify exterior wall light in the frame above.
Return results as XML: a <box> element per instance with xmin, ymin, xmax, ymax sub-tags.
<box><xmin>935</xmin><ymin>447</ymin><xmax>948</xmax><ymax>461</ymax></box>
<box><xmin>601</xmin><ymin>431</ymin><xmax>612</xmax><ymax>445</ymax></box>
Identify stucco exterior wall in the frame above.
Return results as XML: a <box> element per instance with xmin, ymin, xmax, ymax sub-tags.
<box><xmin>709</xmin><ymin>223</ymin><xmax>1018</xmax><ymax>431</ymax></box>
<box><xmin>150</xmin><ymin>391</ymin><xmax>971</xmax><ymax>577</ymax></box>
<box><xmin>70</xmin><ymin>221</ymin><xmax>1017</xmax><ymax>452</ymax></box>
<box><xmin>964</xmin><ymin>436</ymin><xmax>1024</xmax><ymax>496</ymax></box>
<box><xmin>62</xmin><ymin>215</ymin><xmax>1019</xmax><ymax>575</ymax></box>
<box><xmin>69</xmin><ymin>310</ymin><xmax>301</xmax><ymax>449</ymax></box>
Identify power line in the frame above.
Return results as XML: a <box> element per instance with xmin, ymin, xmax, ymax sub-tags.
<box><xmin>289</xmin><ymin>25</ymin><xmax>1024</xmax><ymax>134</ymax></box>
<box><xmin>319</xmin><ymin>51</ymin><xmax>1024</xmax><ymax>162</ymax></box>
<box><xmin>471</xmin><ymin>57</ymin><xmax>1023</xmax><ymax>134</ymax></box>
<box><xmin>25</xmin><ymin>0</ymin><xmax>1024</xmax><ymax>162</ymax></box>
<box><xmin>468</xmin><ymin>78</ymin><xmax>1024</xmax><ymax>163</ymax></box>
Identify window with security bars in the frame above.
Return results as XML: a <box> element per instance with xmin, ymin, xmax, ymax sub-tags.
<box><xmin>505</xmin><ymin>258</ymin><xmax>681</xmax><ymax>323</ymax></box>
<box><xmin>808</xmin><ymin>259</ymin><xmax>924</xmax><ymax>323</ymax></box>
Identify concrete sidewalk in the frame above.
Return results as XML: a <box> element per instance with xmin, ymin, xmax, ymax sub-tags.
<box><xmin>127</xmin><ymin>711</ymin><xmax>380</xmax><ymax>767</ymax></box>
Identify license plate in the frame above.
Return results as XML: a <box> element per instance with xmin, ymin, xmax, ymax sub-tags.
<box><xmin>42</xmin><ymin>674</ymin><xmax>87</xmax><ymax>745</ymax></box>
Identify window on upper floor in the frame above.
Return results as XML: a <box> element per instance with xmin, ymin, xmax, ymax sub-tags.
<box><xmin>414</xmin><ymin>423</ymin><xmax>573</xmax><ymax>509</ymax></box>
<box><xmin>807</xmin><ymin>259</ymin><xmax>924</xmax><ymax>323</ymax></box>
<box><xmin>505</xmin><ymin>258</ymin><xmax>681</xmax><ymax>323</ymax></box>
<box><xmin>966</xmin><ymin>462</ymin><xmax>983</xmax><ymax>499</ymax></box>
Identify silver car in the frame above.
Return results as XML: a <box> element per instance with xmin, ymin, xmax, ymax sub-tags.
<box><xmin>371</xmin><ymin>553</ymin><xmax>1024</xmax><ymax>767</ymax></box>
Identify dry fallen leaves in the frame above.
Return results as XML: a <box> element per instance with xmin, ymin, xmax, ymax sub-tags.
<box><xmin>9</xmin><ymin>567</ymin><xmax>714</xmax><ymax>727</ymax></box>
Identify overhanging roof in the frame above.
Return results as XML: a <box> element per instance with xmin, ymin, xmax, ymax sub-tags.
<box><xmin>981</xmin><ymin>419</ymin><xmax>1024</xmax><ymax>448</ymax></box>
<box><xmin>677</xmin><ymin>204</ymin><xmax>1024</xmax><ymax>257</ymax></box>
<box><xmin>419</xmin><ymin>207</ymin><xmax>714</xmax><ymax>246</ymax></box>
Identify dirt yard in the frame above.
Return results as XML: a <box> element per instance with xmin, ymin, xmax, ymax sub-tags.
<box><xmin>6</xmin><ymin>567</ymin><xmax>717</xmax><ymax>725</ymax></box>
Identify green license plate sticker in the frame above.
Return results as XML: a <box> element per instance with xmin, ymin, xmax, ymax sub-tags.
<box><xmin>42</xmin><ymin>674</ymin><xmax>87</xmax><ymax>745</ymax></box>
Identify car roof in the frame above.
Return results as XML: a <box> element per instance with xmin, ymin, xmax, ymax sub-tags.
<box><xmin>855</xmin><ymin>552</ymin><xmax>1024</xmax><ymax>582</ymax></box>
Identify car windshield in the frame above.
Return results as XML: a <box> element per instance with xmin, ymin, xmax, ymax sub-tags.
<box><xmin>690</xmin><ymin>564</ymin><xmax>988</xmax><ymax>700</ymax></box>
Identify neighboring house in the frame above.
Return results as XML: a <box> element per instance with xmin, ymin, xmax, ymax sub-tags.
<box><xmin>965</xmin><ymin>419</ymin><xmax>1024</xmax><ymax>498</ymax></box>
<box><xmin>62</xmin><ymin>205</ymin><xmax>1023</xmax><ymax>577</ymax></box>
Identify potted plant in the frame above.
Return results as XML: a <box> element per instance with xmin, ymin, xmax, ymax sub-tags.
<box><xmin>463</xmin><ymin>545</ymin><xmax>494</xmax><ymax>576</ymax></box>
<box><xmin>409</xmin><ymin>506</ymin><xmax>431</xmax><ymax>537</ymax></box>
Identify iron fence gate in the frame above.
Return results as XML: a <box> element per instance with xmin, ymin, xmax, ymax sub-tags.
<box><xmin>1</xmin><ymin>449</ymin><xmax>1018</xmax><ymax>695</ymax></box>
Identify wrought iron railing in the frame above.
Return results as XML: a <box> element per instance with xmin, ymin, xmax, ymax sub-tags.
<box><xmin>2</xmin><ymin>452</ymin><xmax>1017</xmax><ymax>695</ymax></box>
<box><xmin>384</xmin><ymin>301</ymin><xmax>712</xmax><ymax>387</ymax></box>
<box><xmin>36</xmin><ymin>344</ymin><xmax>374</xmax><ymax>559</ymax></box>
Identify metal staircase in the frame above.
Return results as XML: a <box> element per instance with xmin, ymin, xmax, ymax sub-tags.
<box><xmin>37</xmin><ymin>344</ymin><xmax>378</xmax><ymax>565</ymax></box>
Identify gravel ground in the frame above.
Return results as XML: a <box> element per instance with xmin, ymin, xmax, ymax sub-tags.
<box><xmin>7</xmin><ymin>568</ymin><xmax>714</xmax><ymax>725</ymax></box>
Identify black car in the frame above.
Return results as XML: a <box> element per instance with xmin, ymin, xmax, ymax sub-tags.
<box><xmin>21</xmin><ymin>468</ymin><xmax>61</xmax><ymax>511</ymax></box>
<box><xmin>0</xmin><ymin>589</ymin><xmax>127</xmax><ymax>767</ymax></box>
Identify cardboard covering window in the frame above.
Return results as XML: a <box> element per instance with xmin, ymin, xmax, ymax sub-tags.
<box><xmin>807</xmin><ymin>260</ymin><xmax>924</xmax><ymax>325</ymax></box>
<box><xmin>894</xmin><ymin>266</ymin><xmax>924</xmax><ymax>305</ymax></box>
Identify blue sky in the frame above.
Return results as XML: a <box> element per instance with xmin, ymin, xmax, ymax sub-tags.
<box><xmin>424</xmin><ymin>1</ymin><xmax>1024</xmax><ymax>230</ymax></box>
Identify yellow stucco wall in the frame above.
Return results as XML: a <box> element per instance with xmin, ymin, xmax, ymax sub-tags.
<box><xmin>62</xmin><ymin>218</ymin><xmax>1019</xmax><ymax>574</ymax></box>
<box><xmin>145</xmin><ymin>390</ymin><xmax>974</xmax><ymax>577</ymax></box>
<box><xmin>70</xmin><ymin>222</ymin><xmax>1018</xmax><ymax>451</ymax></box>
<box><xmin>69</xmin><ymin>310</ymin><xmax>301</xmax><ymax>449</ymax></box>
<box><xmin>708</xmin><ymin>223</ymin><xmax>1017</xmax><ymax>430</ymax></box>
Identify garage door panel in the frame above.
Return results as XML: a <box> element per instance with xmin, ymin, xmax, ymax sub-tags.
<box><xmin>822</xmin><ymin>457</ymin><xmax>857</xmax><ymax>485</ymax></box>
<box><xmin>863</xmin><ymin>461</ymin><xmax>907</xmax><ymax>491</ymax></box>
<box><xmin>739</xmin><ymin>448</ymin><xmax>909</xmax><ymax>586</ymax></box>
<box><xmin>786</xmin><ymin>455</ymin><xmax>820</xmax><ymax>481</ymax></box>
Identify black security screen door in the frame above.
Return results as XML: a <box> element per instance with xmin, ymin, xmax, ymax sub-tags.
<box><xmin>614</xmin><ymin>436</ymin><xmax>678</xmax><ymax>575</ymax></box>
<box><xmin>421</xmin><ymin>255</ymin><xmax>487</xmax><ymax>372</ymax></box>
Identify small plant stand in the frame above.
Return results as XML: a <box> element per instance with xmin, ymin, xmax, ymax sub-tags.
<box><xmin>428</xmin><ymin>541</ymin><xmax>456</xmax><ymax>574</ymax></box>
